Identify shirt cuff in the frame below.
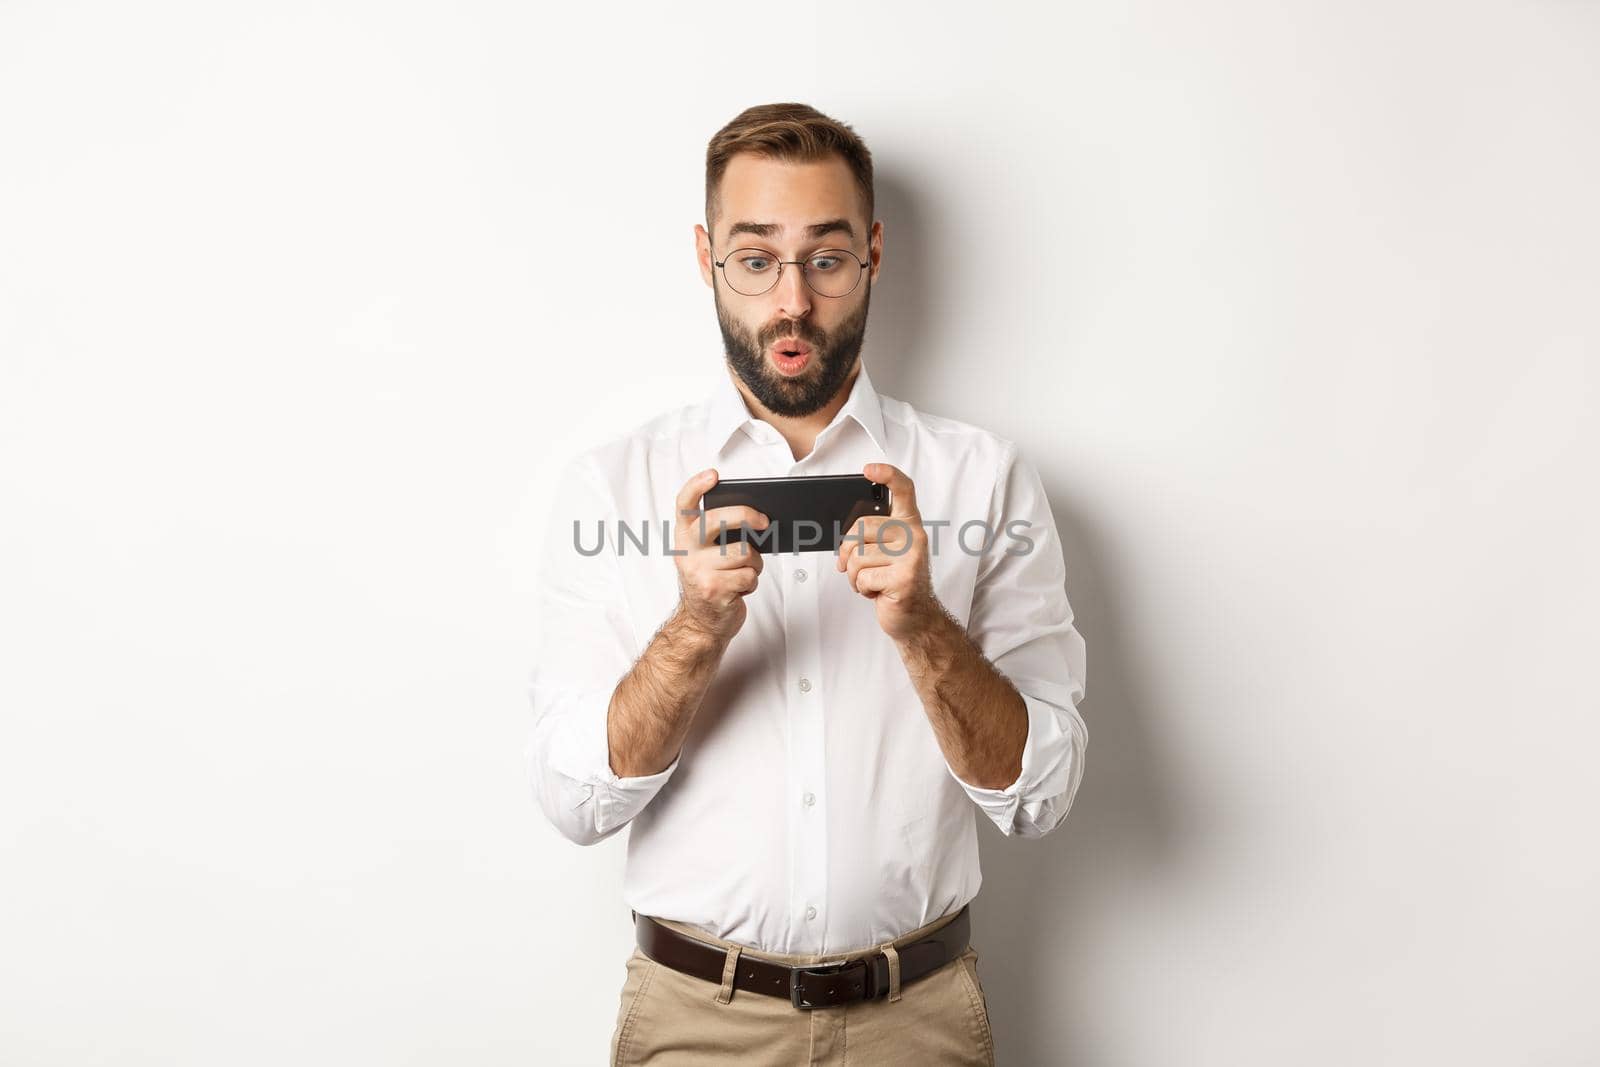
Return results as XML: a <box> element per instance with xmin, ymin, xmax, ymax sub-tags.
<box><xmin>544</xmin><ymin>689</ymin><xmax>682</xmax><ymax>837</ymax></box>
<box><xmin>945</xmin><ymin>682</ymin><xmax>1081</xmax><ymax>837</ymax></box>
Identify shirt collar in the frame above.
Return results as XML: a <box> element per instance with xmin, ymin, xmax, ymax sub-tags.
<box><xmin>704</xmin><ymin>359</ymin><xmax>889</xmax><ymax>460</ymax></box>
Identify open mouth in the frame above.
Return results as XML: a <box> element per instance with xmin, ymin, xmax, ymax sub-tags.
<box><xmin>770</xmin><ymin>338</ymin><xmax>813</xmax><ymax>375</ymax></box>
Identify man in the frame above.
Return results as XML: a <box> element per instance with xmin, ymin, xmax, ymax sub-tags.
<box><xmin>526</xmin><ymin>102</ymin><xmax>1088</xmax><ymax>1067</ymax></box>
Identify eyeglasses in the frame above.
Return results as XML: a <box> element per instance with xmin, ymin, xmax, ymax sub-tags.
<box><xmin>712</xmin><ymin>246</ymin><xmax>870</xmax><ymax>298</ymax></box>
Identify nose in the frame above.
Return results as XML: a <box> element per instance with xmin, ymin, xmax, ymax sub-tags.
<box><xmin>773</xmin><ymin>260</ymin><xmax>813</xmax><ymax>320</ymax></box>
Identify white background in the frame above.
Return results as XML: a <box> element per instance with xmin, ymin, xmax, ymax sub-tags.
<box><xmin>2</xmin><ymin>2</ymin><xmax>1596</xmax><ymax>1064</ymax></box>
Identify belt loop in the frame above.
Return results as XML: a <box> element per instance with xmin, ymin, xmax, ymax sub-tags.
<box><xmin>714</xmin><ymin>943</ymin><xmax>742</xmax><ymax>1004</ymax></box>
<box><xmin>880</xmin><ymin>940</ymin><xmax>902</xmax><ymax>1002</ymax></box>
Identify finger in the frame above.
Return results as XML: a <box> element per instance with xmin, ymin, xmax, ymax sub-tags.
<box><xmin>675</xmin><ymin>469</ymin><xmax>718</xmax><ymax>532</ymax></box>
<box><xmin>706</xmin><ymin>539</ymin><xmax>762</xmax><ymax>570</ymax></box>
<box><xmin>836</xmin><ymin>516</ymin><xmax>878</xmax><ymax>571</ymax></box>
<box><xmin>843</xmin><ymin>514</ymin><xmax>914</xmax><ymax>547</ymax></box>
<box><xmin>855</xmin><ymin>565</ymin><xmax>894</xmax><ymax>599</ymax></box>
<box><xmin>844</xmin><ymin>546</ymin><xmax>892</xmax><ymax>594</ymax></box>
<box><xmin>864</xmin><ymin>462</ymin><xmax>918</xmax><ymax>522</ymax></box>
<box><xmin>729</xmin><ymin>566</ymin><xmax>759</xmax><ymax>596</ymax></box>
<box><xmin>836</xmin><ymin>519</ymin><xmax>909</xmax><ymax>572</ymax></box>
<box><xmin>696</xmin><ymin>505</ymin><xmax>770</xmax><ymax>547</ymax></box>
<box><xmin>709</xmin><ymin>572</ymin><xmax>754</xmax><ymax>608</ymax></box>
<box><xmin>837</xmin><ymin>527</ymin><xmax>872</xmax><ymax>572</ymax></box>
<box><xmin>708</xmin><ymin>565</ymin><xmax>758</xmax><ymax>606</ymax></box>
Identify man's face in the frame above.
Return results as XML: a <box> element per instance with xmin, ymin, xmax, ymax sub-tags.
<box><xmin>697</xmin><ymin>153</ymin><xmax>882</xmax><ymax>417</ymax></box>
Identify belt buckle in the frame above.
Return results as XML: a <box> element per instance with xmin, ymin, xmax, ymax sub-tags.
<box><xmin>789</xmin><ymin>959</ymin><xmax>865</xmax><ymax>1010</ymax></box>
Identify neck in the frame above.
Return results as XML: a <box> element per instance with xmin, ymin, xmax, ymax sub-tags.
<box><xmin>731</xmin><ymin>360</ymin><xmax>860</xmax><ymax>463</ymax></box>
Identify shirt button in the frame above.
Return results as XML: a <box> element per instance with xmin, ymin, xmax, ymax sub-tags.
<box><xmin>802</xmin><ymin>791</ymin><xmax>815</xmax><ymax>807</ymax></box>
<box><xmin>794</xmin><ymin>568</ymin><xmax>808</xmax><ymax>583</ymax></box>
<box><xmin>805</xmin><ymin>905</ymin><xmax>817</xmax><ymax>920</ymax></box>
<box><xmin>797</xmin><ymin>677</ymin><xmax>812</xmax><ymax>693</ymax></box>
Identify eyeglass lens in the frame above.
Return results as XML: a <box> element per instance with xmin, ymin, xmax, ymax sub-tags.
<box><xmin>720</xmin><ymin>248</ymin><xmax>863</xmax><ymax>297</ymax></box>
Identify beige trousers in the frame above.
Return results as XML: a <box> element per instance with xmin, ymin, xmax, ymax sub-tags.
<box><xmin>609</xmin><ymin>908</ymin><xmax>995</xmax><ymax>1066</ymax></box>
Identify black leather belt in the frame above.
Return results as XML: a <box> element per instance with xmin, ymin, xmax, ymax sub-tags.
<box><xmin>632</xmin><ymin>905</ymin><xmax>970</xmax><ymax>1010</ymax></box>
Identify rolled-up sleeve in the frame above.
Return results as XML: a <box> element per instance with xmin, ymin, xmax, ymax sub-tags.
<box><xmin>524</xmin><ymin>453</ymin><xmax>681</xmax><ymax>847</ymax></box>
<box><xmin>947</xmin><ymin>442</ymin><xmax>1088</xmax><ymax>838</ymax></box>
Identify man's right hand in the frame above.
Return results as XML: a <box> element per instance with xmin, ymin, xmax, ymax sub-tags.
<box><xmin>673</xmin><ymin>468</ymin><xmax>767</xmax><ymax>642</ymax></box>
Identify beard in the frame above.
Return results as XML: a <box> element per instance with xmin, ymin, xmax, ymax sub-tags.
<box><xmin>714</xmin><ymin>278</ymin><xmax>871</xmax><ymax>417</ymax></box>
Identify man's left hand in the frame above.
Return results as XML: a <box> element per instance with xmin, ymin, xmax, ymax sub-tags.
<box><xmin>836</xmin><ymin>462</ymin><xmax>941</xmax><ymax>641</ymax></box>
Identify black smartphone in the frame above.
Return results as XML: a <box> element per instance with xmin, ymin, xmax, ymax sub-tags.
<box><xmin>699</xmin><ymin>473</ymin><xmax>890</xmax><ymax>554</ymax></box>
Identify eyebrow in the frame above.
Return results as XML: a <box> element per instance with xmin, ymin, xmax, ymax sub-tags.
<box><xmin>724</xmin><ymin>218</ymin><xmax>856</xmax><ymax>245</ymax></box>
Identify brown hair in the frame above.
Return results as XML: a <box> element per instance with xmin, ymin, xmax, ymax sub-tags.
<box><xmin>705</xmin><ymin>103</ymin><xmax>875</xmax><ymax>238</ymax></box>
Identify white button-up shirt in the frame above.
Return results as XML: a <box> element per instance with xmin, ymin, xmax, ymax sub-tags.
<box><xmin>526</xmin><ymin>359</ymin><xmax>1088</xmax><ymax>956</ymax></box>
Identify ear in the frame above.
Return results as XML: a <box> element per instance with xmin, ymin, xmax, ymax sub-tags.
<box><xmin>868</xmin><ymin>220</ymin><xmax>883</xmax><ymax>284</ymax></box>
<box><xmin>694</xmin><ymin>223</ymin><xmax>715</xmax><ymax>288</ymax></box>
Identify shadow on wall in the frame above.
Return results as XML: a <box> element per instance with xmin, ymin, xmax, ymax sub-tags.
<box><xmin>857</xmin><ymin>167</ymin><xmax>949</xmax><ymax>407</ymax></box>
<box><xmin>869</xmin><ymin>166</ymin><xmax>1206</xmax><ymax>1065</ymax></box>
<box><xmin>976</xmin><ymin>495</ymin><xmax>1193</xmax><ymax>1066</ymax></box>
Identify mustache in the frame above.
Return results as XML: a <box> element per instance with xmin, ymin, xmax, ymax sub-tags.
<box><xmin>760</xmin><ymin>320</ymin><xmax>824</xmax><ymax>347</ymax></box>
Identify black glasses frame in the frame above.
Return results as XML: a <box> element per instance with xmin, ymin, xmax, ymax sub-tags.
<box><xmin>712</xmin><ymin>245</ymin><xmax>870</xmax><ymax>298</ymax></box>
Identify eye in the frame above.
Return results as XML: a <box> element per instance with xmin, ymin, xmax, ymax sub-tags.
<box><xmin>737</xmin><ymin>254</ymin><xmax>774</xmax><ymax>271</ymax></box>
<box><xmin>809</xmin><ymin>254</ymin><xmax>842</xmax><ymax>271</ymax></box>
